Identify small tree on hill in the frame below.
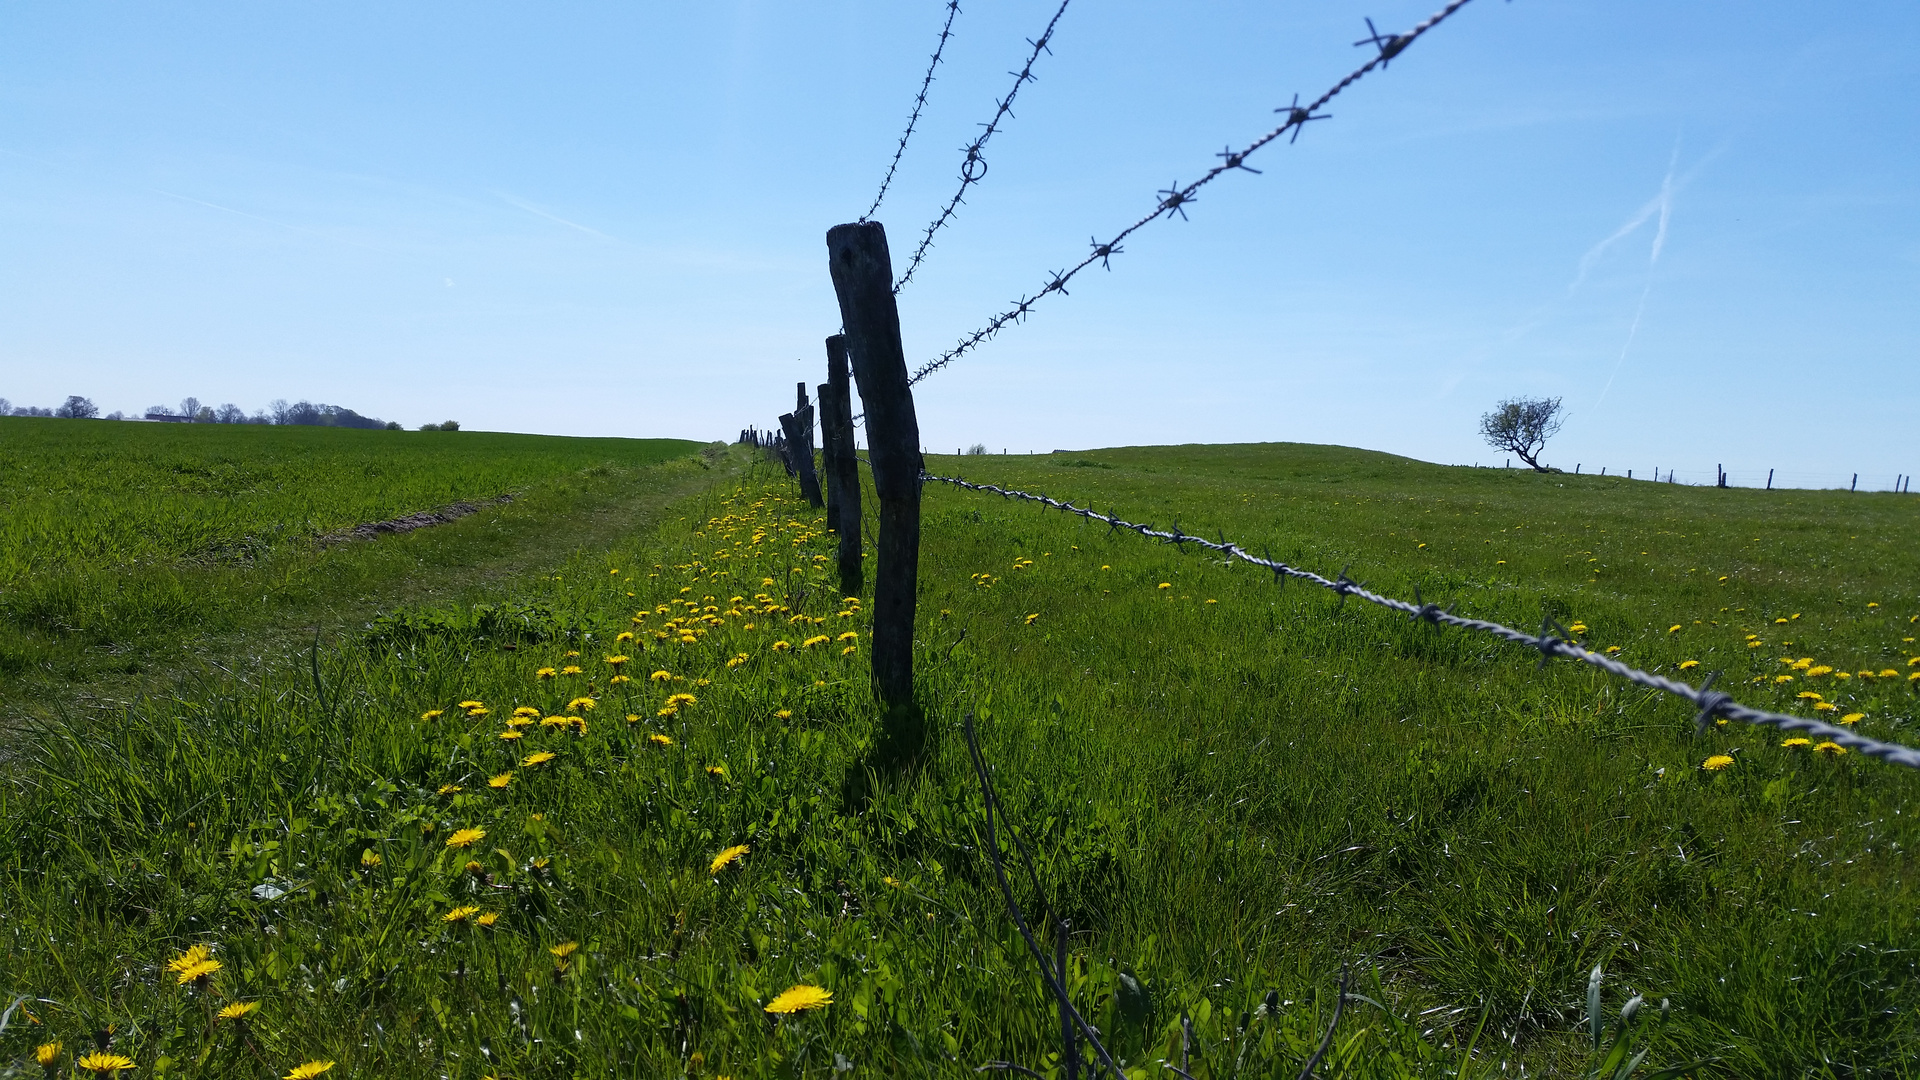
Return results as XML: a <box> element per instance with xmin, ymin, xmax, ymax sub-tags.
<box><xmin>55</xmin><ymin>395</ymin><xmax>99</xmax><ymax>419</ymax></box>
<box><xmin>1479</xmin><ymin>396</ymin><xmax>1563</xmax><ymax>473</ymax></box>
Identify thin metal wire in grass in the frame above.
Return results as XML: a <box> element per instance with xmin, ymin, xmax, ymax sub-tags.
<box><xmin>908</xmin><ymin>0</ymin><xmax>1479</xmax><ymax>387</ymax></box>
<box><xmin>928</xmin><ymin>472</ymin><xmax>1920</xmax><ymax>770</ymax></box>
<box><xmin>893</xmin><ymin>0</ymin><xmax>1077</xmax><ymax>295</ymax></box>
<box><xmin>964</xmin><ymin>710</ymin><xmax>1354</xmax><ymax>1080</ymax></box>
<box><xmin>861</xmin><ymin>0</ymin><xmax>963</xmax><ymax>224</ymax></box>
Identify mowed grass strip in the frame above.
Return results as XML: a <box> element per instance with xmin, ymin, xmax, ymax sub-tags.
<box><xmin>0</xmin><ymin>418</ymin><xmax>703</xmax><ymax>691</ymax></box>
<box><xmin>1</xmin><ymin>445</ymin><xmax>1916</xmax><ymax>1077</ymax></box>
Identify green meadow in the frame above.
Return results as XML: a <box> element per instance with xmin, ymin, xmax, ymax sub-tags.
<box><xmin>3</xmin><ymin>435</ymin><xmax>1918</xmax><ymax>1077</ymax></box>
<box><xmin>0</xmin><ymin>418</ymin><xmax>704</xmax><ymax>699</ymax></box>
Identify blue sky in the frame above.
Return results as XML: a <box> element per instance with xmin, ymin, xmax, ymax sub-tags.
<box><xmin>1</xmin><ymin>1</ymin><xmax>1914</xmax><ymax>488</ymax></box>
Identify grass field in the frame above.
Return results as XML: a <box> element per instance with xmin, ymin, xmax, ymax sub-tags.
<box><xmin>3</xmin><ymin>439</ymin><xmax>1918</xmax><ymax>1077</ymax></box>
<box><xmin>0</xmin><ymin>418</ymin><xmax>703</xmax><ymax>698</ymax></box>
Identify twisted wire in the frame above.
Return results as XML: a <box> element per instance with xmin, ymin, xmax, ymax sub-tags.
<box><xmin>892</xmin><ymin>0</ymin><xmax>1076</xmax><ymax>296</ymax></box>
<box><xmin>924</xmin><ymin>471</ymin><xmax>1920</xmax><ymax>770</ymax></box>
<box><xmin>908</xmin><ymin>0</ymin><xmax>1478</xmax><ymax>387</ymax></box>
<box><xmin>862</xmin><ymin>0</ymin><xmax>964</xmax><ymax>224</ymax></box>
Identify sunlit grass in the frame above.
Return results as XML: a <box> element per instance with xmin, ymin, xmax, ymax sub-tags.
<box><xmin>2</xmin><ymin>442</ymin><xmax>1916</xmax><ymax>1076</ymax></box>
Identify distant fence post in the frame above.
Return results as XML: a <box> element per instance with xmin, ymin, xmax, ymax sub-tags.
<box><xmin>779</xmin><ymin>383</ymin><xmax>824</xmax><ymax>508</ymax></box>
<box><xmin>1767</xmin><ymin>468</ymin><xmax>1773</xmax><ymax>491</ymax></box>
<box><xmin>823</xmin><ymin>334</ymin><xmax>864</xmax><ymax>598</ymax></box>
<box><xmin>1717</xmin><ymin>464</ymin><xmax>1727</xmax><ymax>489</ymax></box>
<box><xmin>827</xmin><ymin>221</ymin><xmax>921</xmax><ymax>712</ymax></box>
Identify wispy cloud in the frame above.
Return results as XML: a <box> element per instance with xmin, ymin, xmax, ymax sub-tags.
<box><xmin>492</xmin><ymin>191</ymin><xmax>620</xmax><ymax>242</ymax></box>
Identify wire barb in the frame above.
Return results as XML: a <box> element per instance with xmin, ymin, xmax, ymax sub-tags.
<box><xmin>921</xmin><ymin>470</ymin><xmax>1920</xmax><ymax>771</ymax></box>
<box><xmin>894</xmin><ymin>0</ymin><xmax>1077</xmax><ymax>295</ymax></box>
<box><xmin>908</xmin><ymin>0</ymin><xmax>1483</xmax><ymax>386</ymax></box>
<box><xmin>863</xmin><ymin>0</ymin><xmax>963</xmax><ymax>224</ymax></box>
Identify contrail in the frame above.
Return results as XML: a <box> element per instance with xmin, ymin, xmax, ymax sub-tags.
<box><xmin>492</xmin><ymin>191</ymin><xmax>619</xmax><ymax>241</ymax></box>
<box><xmin>1591</xmin><ymin>140</ymin><xmax>1681</xmax><ymax>413</ymax></box>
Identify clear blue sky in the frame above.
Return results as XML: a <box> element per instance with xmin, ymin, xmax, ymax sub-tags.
<box><xmin>2</xmin><ymin>1</ymin><xmax>1914</xmax><ymax>488</ymax></box>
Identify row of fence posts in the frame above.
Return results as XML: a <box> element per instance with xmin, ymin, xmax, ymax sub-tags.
<box><xmin>743</xmin><ymin>222</ymin><xmax>924</xmax><ymax>724</ymax></box>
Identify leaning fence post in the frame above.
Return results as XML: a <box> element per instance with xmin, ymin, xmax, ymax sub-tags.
<box><xmin>824</xmin><ymin>334</ymin><xmax>864</xmax><ymax>598</ymax></box>
<box><xmin>827</xmin><ymin>221</ymin><xmax>921</xmax><ymax>712</ymax></box>
<box><xmin>779</xmin><ymin>387</ymin><xmax>824</xmax><ymax>508</ymax></box>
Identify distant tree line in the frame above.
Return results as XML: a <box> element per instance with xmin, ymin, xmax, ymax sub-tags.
<box><xmin>0</xmin><ymin>394</ymin><xmax>458</xmax><ymax>432</ymax></box>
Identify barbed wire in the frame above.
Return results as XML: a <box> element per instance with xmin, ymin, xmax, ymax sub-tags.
<box><xmin>924</xmin><ymin>471</ymin><xmax>1920</xmax><ymax>770</ymax></box>
<box><xmin>891</xmin><ymin>0</ymin><xmax>1076</xmax><ymax>296</ymax></box>
<box><xmin>907</xmin><ymin>0</ymin><xmax>1479</xmax><ymax>387</ymax></box>
<box><xmin>861</xmin><ymin>0</ymin><xmax>963</xmax><ymax>224</ymax></box>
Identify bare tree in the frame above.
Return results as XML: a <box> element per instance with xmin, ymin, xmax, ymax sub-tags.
<box><xmin>179</xmin><ymin>396</ymin><xmax>203</xmax><ymax>419</ymax></box>
<box><xmin>1479</xmin><ymin>396</ymin><xmax>1564</xmax><ymax>473</ymax></box>
<box><xmin>215</xmin><ymin>403</ymin><xmax>246</xmax><ymax>424</ymax></box>
<box><xmin>0</xmin><ymin>398</ymin><xmax>11</xmax><ymax>415</ymax></box>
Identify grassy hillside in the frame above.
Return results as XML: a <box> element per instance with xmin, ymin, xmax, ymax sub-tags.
<box><xmin>2</xmin><ymin>442</ymin><xmax>1916</xmax><ymax>1077</ymax></box>
<box><xmin>0</xmin><ymin>418</ymin><xmax>702</xmax><ymax>694</ymax></box>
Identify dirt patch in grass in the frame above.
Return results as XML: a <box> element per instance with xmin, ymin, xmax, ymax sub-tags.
<box><xmin>317</xmin><ymin>494</ymin><xmax>518</xmax><ymax>544</ymax></box>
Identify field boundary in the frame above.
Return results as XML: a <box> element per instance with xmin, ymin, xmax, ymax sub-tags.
<box><xmin>923</xmin><ymin>470</ymin><xmax>1920</xmax><ymax>769</ymax></box>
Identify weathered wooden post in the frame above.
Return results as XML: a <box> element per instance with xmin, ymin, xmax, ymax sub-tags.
<box><xmin>779</xmin><ymin>382</ymin><xmax>823</xmax><ymax>508</ymax></box>
<box><xmin>822</xmin><ymin>334</ymin><xmax>864</xmax><ymax>597</ymax></box>
<box><xmin>827</xmin><ymin>221</ymin><xmax>920</xmax><ymax>712</ymax></box>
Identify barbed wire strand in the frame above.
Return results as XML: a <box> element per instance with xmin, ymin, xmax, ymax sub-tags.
<box><xmin>862</xmin><ymin>0</ymin><xmax>964</xmax><ymax>224</ymax></box>
<box><xmin>907</xmin><ymin>0</ymin><xmax>1478</xmax><ymax>387</ymax></box>
<box><xmin>923</xmin><ymin>471</ymin><xmax>1920</xmax><ymax>770</ymax></box>
<box><xmin>892</xmin><ymin>0</ymin><xmax>1076</xmax><ymax>296</ymax></box>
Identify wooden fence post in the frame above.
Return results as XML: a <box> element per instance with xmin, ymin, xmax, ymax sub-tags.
<box><xmin>827</xmin><ymin>221</ymin><xmax>920</xmax><ymax>712</ymax></box>
<box><xmin>823</xmin><ymin>334</ymin><xmax>864</xmax><ymax>598</ymax></box>
<box><xmin>779</xmin><ymin>383</ymin><xmax>823</xmax><ymax>508</ymax></box>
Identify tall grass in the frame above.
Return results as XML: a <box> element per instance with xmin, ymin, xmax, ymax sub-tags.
<box><xmin>2</xmin><ymin>444</ymin><xmax>1916</xmax><ymax>1076</ymax></box>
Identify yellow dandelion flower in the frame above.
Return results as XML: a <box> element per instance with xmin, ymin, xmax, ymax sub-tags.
<box><xmin>284</xmin><ymin>1061</ymin><xmax>335</xmax><ymax>1080</ymax></box>
<box><xmin>168</xmin><ymin>944</ymin><xmax>215</xmax><ymax>974</ymax></box>
<box><xmin>1157</xmin><ymin>583</ymin><xmax>1172</xmax><ymax>590</ymax></box>
<box><xmin>513</xmin><ymin>705</ymin><xmax>542</xmax><ymax>718</ymax></box>
<box><xmin>1023</xmin><ymin>613</ymin><xmax>1040</xmax><ymax>625</ymax></box>
<box><xmin>1814</xmin><ymin>702</ymin><xmax>1838</xmax><ymax>712</ymax></box>
<box><xmin>549</xmin><ymin>942</ymin><xmax>579</xmax><ymax>959</ymax></box>
<box><xmin>1701</xmin><ymin>754</ymin><xmax>1734</xmax><ymax>771</ymax></box>
<box><xmin>476</xmin><ymin>912</ymin><xmax>501</xmax><ymax>928</ymax></box>
<box><xmin>1774</xmin><ymin>675</ymin><xmax>1794</xmax><ymax>684</ymax></box>
<box><xmin>842</xmin><ymin>646</ymin><xmax>856</xmax><ymax>656</ymax></box>
<box><xmin>35</xmin><ymin>1041</ymin><xmax>62</xmax><ymax>1067</ymax></box>
<box><xmin>801</xmin><ymin>635</ymin><xmax>831</xmax><ymax>649</ymax></box>
<box><xmin>437</xmin><ymin>783</ymin><xmax>464</xmax><ymax>796</ymax></box>
<box><xmin>499</xmin><ymin>730</ymin><xmax>523</xmax><ymax>741</ymax></box>
<box><xmin>1815</xmin><ymin>741</ymin><xmax>1848</xmax><ymax>756</ymax></box>
<box><xmin>765</xmin><ymin>984</ymin><xmax>833</xmax><ymax>1014</ymax></box>
<box><xmin>359</xmin><ymin>849</ymin><xmax>382</xmax><ymax>868</ymax></box>
<box><xmin>488</xmin><ymin>772</ymin><xmax>513</xmax><ymax>789</ymax></box>
<box><xmin>651</xmin><ymin>669</ymin><xmax>674</xmax><ymax>682</ymax></box>
<box><xmin>706</xmin><ymin>764</ymin><xmax>728</xmax><ymax>779</ymax></box>
<box><xmin>507</xmin><ymin>715</ymin><xmax>533</xmax><ymax>728</ymax></box>
<box><xmin>836</xmin><ymin>631</ymin><xmax>858</xmax><ymax>642</ymax></box>
<box><xmin>665</xmin><ymin>693</ymin><xmax>697</xmax><ymax>707</ymax></box>
<box><xmin>536</xmin><ymin>667</ymin><xmax>557</xmax><ymax>679</ymax></box>
<box><xmin>1840</xmin><ymin>713</ymin><xmax>1864</xmax><ymax>725</ymax></box>
<box><xmin>446</xmin><ymin>827</ymin><xmax>486</xmax><ymax>849</ymax></box>
<box><xmin>1678</xmin><ymin>660</ymin><xmax>1700</xmax><ymax>670</ymax></box>
<box><xmin>727</xmin><ymin>653</ymin><xmax>749</xmax><ymax>668</ymax></box>
<box><xmin>609</xmin><ymin>674</ymin><xmax>632</xmax><ymax>685</ymax></box>
<box><xmin>1881</xmin><ymin>669</ymin><xmax>1901</xmax><ymax>678</ymax></box>
<box><xmin>770</xmin><ymin>640</ymin><xmax>791</xmax><ymax>652</ymax></box>
<box><xmin>540</xmin><ymin>715</ymin><xmax>571</xmax><ymax>729</ymax></box>
<box><xmin>521</xmin><ymin>751</ymin><xmax>557</xmax><ymax>767</ymax></box>
<box><xmin>443</xmin><ymin>905</ymin><xmax>480</xmax><ymax>923</ymax></box>
<box><xmin>458</xmin><ymin>700</ymin><xmax>484</xmax><ymax>709</ymax></box>
<box><xmin>710</xmin><ymin>844</ymin><xmax>750</xmax><ymax>874</ymax></box>
<box><xmin>605</xmin><ymin>655</ymin><xmax>630</xmax><ymax>668</ymax></box>
<box><xmin>1797</xmin><ymin>691</ymin><xmax>1823</xmax><ymax>701</ymax></box>
<box><xmin>1781</xmin><ymin>738</ymin><xmax>1811</xmax><ymax>749</ymax></box>
<box><xmin>177</xmin><ymin>958</ymin><xmax>221</xmax><ymax>983</ymax></box>
<box><xmin>567</xmin><ymin>696</ymin><xmax>597</xmax><ymax>712</ymax></box>
<box><xmin>560</xmin><ymin>665</ymin><xmax>583</xmax><ymax>676</ymax></box>
<box><xmin>648</xmin><ymin>733</ymin><xmax>673</xmax><ymax>747</ymax></box>
<box><xmin>421</xmin><ymin>709</ymin><xmax>445</xmax><ymax>720</ymax></box>
<box><xmin>76</xmin><ymin>1052</ymin><xmax>137</xmax><ymax>1074</ymax></box>
<box><xmin>466</xmin><ymin>706</ymin><xmax>489</xmax><ymax>717</ymax></box>
<box><xmin>774</xmin><ymin>709</ymin><xmax>792</xmax><ymax>719</ymax></box>
<box><xmin>463</xmin><ymin>860</ymin><xmax>486</xmax><ymax>877</ymax></box>
<box><xmin>1806</xmin><ymin>665</ymin><xmax>1833</xmax><ymax>677</ymax></box>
